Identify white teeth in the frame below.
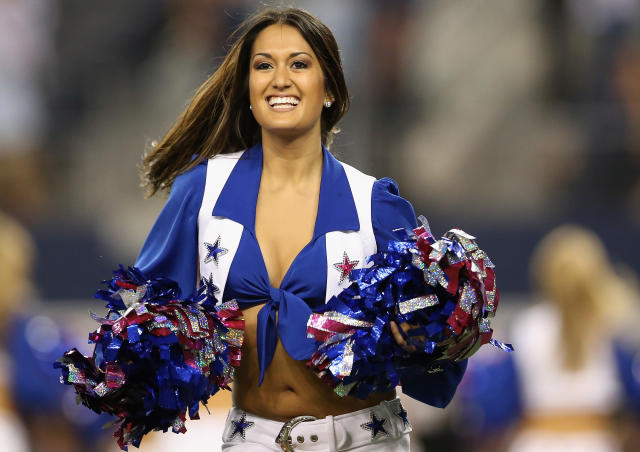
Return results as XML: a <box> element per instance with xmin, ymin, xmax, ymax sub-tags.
<box><xmin>268</xmin><ymin>96</ymin><xmax>299</xmax><ymax>106</ymax></box>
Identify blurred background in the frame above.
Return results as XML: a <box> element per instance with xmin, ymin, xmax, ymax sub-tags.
<box><xmin>1</xmin><ymin>0</ymin><xmax>639</xmax><ymax>451</ymax></box>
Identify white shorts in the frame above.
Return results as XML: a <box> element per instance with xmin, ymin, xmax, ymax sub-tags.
<box><xmin>221</xmin><ymin>398</ymin><xmax>412</xmax><ymax>451</ymax></box>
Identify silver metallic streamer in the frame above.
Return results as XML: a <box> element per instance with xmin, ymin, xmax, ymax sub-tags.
<box><xmin>448</xmin><ymin>228</ymin><xmax>476</xmax><ymax>241</ymax></box>
<box><xmin>183</xmin><ymin>309</ymin><xmax>201</xmax><ymax>334</ymax></box>
<box><xmin>310</xmin><ymin>311</ymin><xmax>374</xmax><ymax>328</ymax></box>
<box><xmin>171</xmin><ymin>416</ymin><xmax>185</xmax><ymax>433</ymax></box>
<box><xmin>66</xmin><ymin>364</ymin><xmax>84</xmax><ymax>384</ymax></box>
<box><xmin>330</xmin><ymin>339</ymin><xmax>355</xmax><ymax>378</ymax></box>
<box><xmin>224</xmin><ymin>328</ymin><xmax>243</xmax><ymax>348</ymax></box>
<box><xmin>417</xmin><ymin>215</ymin><xmax>433</xmax><ymax>237</ymax></box>
<box><xmin>424</xmin><ymin>262</ymin><xmax>448</xmax><ymax>288</ymax></box>
<box><xmin>472</xmin><ymin>249</ymin><xmax>487</xmax><ymax>261</ymax></box>
<box><xmin>471</xmin><ymin>259</ymin><xmax>487</xmax><ymax>278</ymax></box>
<box><xmin>447</xmin><ymin>252</ymin><xmax>463</xmax><ymax>266</ymax></box>
<box><xmin>411</xmin><ymin>254</ymin><xmax>426</xmax><ymax>270</ymax></box>
<box><xmin>398</xmin><ymin>294</ymin><xmax>439</xmax><ymax>314</ymax></box>
<box><xmin>448</xmin><ymin>229</ymin><xmax>478</xmax><ymax>253</ymax></box>
<box><xmin>334</xmin><ymin>381</ymin><xmax>358</xmax><ymax>398</ymax></box>
<box><xmin>429</xmin><ymin>241</ymin><xmax>447</xmax><ymax>261</ymax></box>
<box><xmin>117</xmin><ymin>284</ymin><xmax>147</xmax><ymax>308</ymax></box>
<box><xmin>93</xmin><ymin>382</ymin><xmax>110</xmax><ymax>397</ymax></box>
<box><xmin>485</xmin><ymin>290</ymin><xmax>496</xmax><ymax>312</ymax></box>
<box><xmin>459</xmin><ymin>282</ymin><xmax>477</xmax><ymax>313</ymax></box>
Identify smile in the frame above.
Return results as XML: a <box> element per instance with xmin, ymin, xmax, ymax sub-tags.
<box><xmin>266</xmin><ymin>96</ymin><xmax>300</xmax><ymax>111</ymax></box>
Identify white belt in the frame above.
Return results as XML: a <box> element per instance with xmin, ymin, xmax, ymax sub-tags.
<box><xmin>222</xmin><ymin>398</ymin><xmax>412</xmax><ymax>451</ymax></box>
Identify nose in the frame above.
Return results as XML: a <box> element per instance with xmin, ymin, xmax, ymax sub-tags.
<box><xmin>272</xmin><ymin>64</ymin><xmax>291</xmax><ymax>89</ymax></box>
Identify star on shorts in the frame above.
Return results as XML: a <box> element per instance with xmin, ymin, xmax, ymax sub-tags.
<box><xmin>395</xmin><ymin>405</ymin><xmax>410</xmax><ymax>427</ymax></box>
<box><xmin>229</xmin><ymin>412</ymin><xmax>254</xmax><ymax>440</ymax></box>
<box><xmin>360</xmin><ymin>412</ymin><xmax>389</xmax><ymax>440</ymax></box>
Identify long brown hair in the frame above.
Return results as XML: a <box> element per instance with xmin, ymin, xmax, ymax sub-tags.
<box><xmin>141</xmin><ymin>7</ymin><xmax>350</xmax><ymax>196</ymax></box>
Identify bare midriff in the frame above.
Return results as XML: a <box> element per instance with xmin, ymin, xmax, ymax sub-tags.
<box><xmin>232</xmin><ymin>304</ymin><xmax>396</xmax><ymax>422</ymax></box>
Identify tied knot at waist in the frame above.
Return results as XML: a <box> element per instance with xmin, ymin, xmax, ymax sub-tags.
<box><xmin>268</xmin><ymin>286</ymin><xmax>286</xmax><ymax>305</ymax></box>
<box><xmin>255</xmin><ymin>286</ymin><xmax>317</xmax><ymax>385</ymax></box>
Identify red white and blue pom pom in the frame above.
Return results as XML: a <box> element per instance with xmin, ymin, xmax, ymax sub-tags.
<box><xmin>55</xmin><ymin>266</ymin><xmax>244</xmax><ymax>450</ymax></box>
<box><xmin>306</xmin><ymin>216</ymin><xmax>512</xmax><ymax>399</ymax></box>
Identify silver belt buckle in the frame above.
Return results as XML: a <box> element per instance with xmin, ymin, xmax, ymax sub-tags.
<box><xmin>275</xmin><ymin>415</ymin><xmax>317</xmax><ymax>451</ymax></box>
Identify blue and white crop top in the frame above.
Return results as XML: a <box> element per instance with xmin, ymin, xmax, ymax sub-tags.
<box><xmin>135</xmin><ymin>143</ymin><xmax>466</xmax><ymax>408</ymax></box>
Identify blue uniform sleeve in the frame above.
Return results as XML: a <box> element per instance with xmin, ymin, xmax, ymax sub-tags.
<box><xmin>135</xmin><ymin>164</ymin><xmax>207</xmax><ymax>298</ymax></box>
<box><xmin>372</xmin><ymin>177</ymin><xmax>467</xmax><ymax>408</ymax></box>
<box><xmin>614</xmin><ymin>340</ymin><xmax>640</xmax><ymax>415</ymax></box>
<box><xmin>372</xmin><ymin>178</ymin><xmax>418</xmax><ymax>250</ymax></box>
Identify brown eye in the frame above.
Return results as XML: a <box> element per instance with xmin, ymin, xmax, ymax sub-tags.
<box><xmin>255</xmin><ymin>62</ymin><xmax>272</xmax><ymax>70</ymax></box>
<box><xmin>291</xmin><ymin>60</ymin><xmax>308</xmax><ymax>69</ymax></box>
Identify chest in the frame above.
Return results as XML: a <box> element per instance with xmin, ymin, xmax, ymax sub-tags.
<box><xmin>196</xmin><ymin>151</ymin><xmax>377</xmax><ymax>305</ymax></box>
<box><xmin>255</xmin><ymin>185</ymin><xmax>320</xmax><ymax>288</ymax></box>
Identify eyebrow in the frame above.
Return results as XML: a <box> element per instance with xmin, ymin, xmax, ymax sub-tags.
<box><xmin>252</xmin><ymin>51</ymin><xmax>312</xmax><ymax>60</ymax></box>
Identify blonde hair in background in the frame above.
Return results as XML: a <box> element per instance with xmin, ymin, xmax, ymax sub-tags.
<box><xmin>0</xmin><ymin>211</ymin><xmax>35</xmax><ymax>329</ymax></box>
<box><xmin>529</xmin><ymin>224</ymin><xmax>636</xmax><ymax>371</ymax></box>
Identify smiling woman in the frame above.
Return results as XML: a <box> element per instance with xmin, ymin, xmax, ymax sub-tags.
<box><xmin>139</xmin><ymin>8</ymin><xmax>349</xmax><ymax>197</ymax></box>
<box><xmin>63</xmin><ymin>7</ymin><xmax>467</xmax><ymax>452</ymax></box>
<box><xmin>249</xmin><ymin>24</ymin><xmax>328</xmax><ymax>141</ymax></box>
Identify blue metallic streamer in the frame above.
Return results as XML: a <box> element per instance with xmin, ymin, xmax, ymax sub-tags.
<box><xmin>55</xmin><ymin>266</ymin><xmax>244</xmax><ymax>451</ymax></box>
<box><xmin>308</xmin><ymin>225</ymin><xmax>511</xmax><ymax>399</ymax></box>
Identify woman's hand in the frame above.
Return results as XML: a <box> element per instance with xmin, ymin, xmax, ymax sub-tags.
<box><xmin>391</xmin><ymin>320</ymin><xmax>480</xmax><ymax>361</ymax></box>
<box><xmin>390</xmin><ymin>321</ymin><xmax>425</xmax><ymax>353</ymax></box>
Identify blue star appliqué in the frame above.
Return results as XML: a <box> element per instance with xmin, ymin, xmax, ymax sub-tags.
<box><xmin>395</xmin><ymin>405</ymin><xmax>410</xmax><ymax>427</ymax></box>
<box><xmin>360</xmin><ymin>412</ymin><xmax>389</xmax><ymax>440</ymax></box>
<box><xmin>204</xmin><ymin>236</ymin><xmax>228</xmax><ymax>265</ymax></box>
<box><xmin>202</xmin><ymin>273</ymin><xmax>219</xmax><ymax>298</ymax></box>
<box><xmin>229</xmin><ymin>412</ymin><xmax>254</xmax><ymax>440</ymax></box>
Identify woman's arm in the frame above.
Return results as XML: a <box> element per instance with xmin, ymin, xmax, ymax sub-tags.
<box><xmin>372</xmin><ymin>177</ymin><xmax>467</xmax><ymax>408</ymax></box>
<box><xmin>135</xmin><ymin>163</ymin><xmax>207</xmax><ymax>297</ymax></box>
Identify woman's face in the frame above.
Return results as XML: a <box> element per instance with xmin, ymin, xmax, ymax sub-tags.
<box><xmin>249</xmin><ymin>24</ymin><xmax>328</xmax><ymax>142</ymax></box>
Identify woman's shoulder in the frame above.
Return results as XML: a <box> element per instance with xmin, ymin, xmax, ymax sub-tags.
<box><xmin>372</xmin><ymin>177</ymin><xmax>403</xmax><ymax>197</ymax></box>
<box><xmin>333</xmin><ymin>156</ymin><xmax>402</xmax><ymax>196</ymax></box>
<box><xmin>370</xmin><ymin>176</ymin><xmax>414</xmax><ymax>214</ymax></box>
<box><xmin>333</xmin><ymin>158</ymin><xmax>418</xmax><ymax>246</ymax></box>
<box><xmin>173</xmin><ymin>149</ymin><xmax>246</xmax><ymax>190</ymax></box>
<box><xmin>172</xmin><ymin>161</ymin><xmax>208</xmax><ymax>192</ymax></box>
<box><xmin>332</xmin><ymin>155</ymin><xmax>415</xmax><ymax>221</ymax></box>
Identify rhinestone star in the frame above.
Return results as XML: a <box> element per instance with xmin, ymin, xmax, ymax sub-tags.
<box><xmin>204</xmin><ymin>236</ymin><xmax>228</xmax><ymax>265</ymax></box>
<box><xmin>395</xmin><ymin>405</ymin><xmax>410</xmax><ymax>427</ymax></box>
<box><xmin>360</xmin><ymin>412</ymin><xmax>389</xmax><ymax>440</ymax></box>
<box><xmin>333</xmin><ymin>252</ymin><xmax>359</xmax><ymax>284</ymax></box>
<box><xmin>202</xmin><ymin>273</ymin><xmax>219</xmax><ymax>298</ymax></box>
<box><xmin>229</xmin><ymin>412</ymin><xmax>254</xmax><ymax>440</ymax></box>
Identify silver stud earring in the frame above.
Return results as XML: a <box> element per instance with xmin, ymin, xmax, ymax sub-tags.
<box><xmin>249</xmin><ymin>104</ymin><xmax>252</xmax><ymax>110</ymax></box>
<box><xmin>324</xmin><ymin>100</ymin><xmax>332</xmax><ymax>108</ymax></box>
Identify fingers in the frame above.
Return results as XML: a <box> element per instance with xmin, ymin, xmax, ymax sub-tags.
<box><xmin>390</xmin><ymin>321</ymin><xmax>416</xmax><ymax>353</ymax></box>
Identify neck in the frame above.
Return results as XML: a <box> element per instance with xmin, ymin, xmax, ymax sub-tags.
<box><xmin>260</xmin><ymin>131</ymin><xmax>323</xmax><ymax>186</ymax></box>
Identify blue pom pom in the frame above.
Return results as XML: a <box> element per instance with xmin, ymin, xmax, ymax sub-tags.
<box><xmin>56</xmin><ymin>266</ymin><xmax>244</xmax><ymax>450</ymax></box>
<box><xmin>307</xmin><ymin>223</ymin><xmax>508</xmax><ymax>398</ymax></box>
